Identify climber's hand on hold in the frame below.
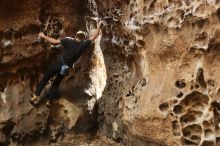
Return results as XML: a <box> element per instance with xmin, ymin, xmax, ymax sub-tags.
<box><xmin>97</xmin><ymin>21</ymin><xmax>103</xmax><ymax>29</ymax></box>
<box><xmin>32</xmin><ymin>32</ymin><xmax>45</xmax><ymax>45</ymax></box>
<box><xmin>39</xmin><ymin>32</ymin><xmax>45</xmax><ymax>38</ymax></box>
<box><xmin>89</xmin><ymin>21</ymin><xmax>102</xmax><ymax>42</ymax></box>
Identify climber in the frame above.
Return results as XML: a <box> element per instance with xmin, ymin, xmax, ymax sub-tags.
<box><xmin>30</xmin><ymin>21</ymin><xmax>103</xmax><ymax>106</ymax></box>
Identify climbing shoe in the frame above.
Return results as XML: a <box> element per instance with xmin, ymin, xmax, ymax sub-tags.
<box><xmin>30</xmin><ymin>95</ymin><xmax>38</xmax><ymax>101</ymax></box>
<box><xmin>29</xmin><ymin>95</ymin><xmax>38</xmax><ymax>105</ymax></box>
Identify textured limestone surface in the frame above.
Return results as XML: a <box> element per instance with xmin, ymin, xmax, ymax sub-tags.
<box><xmin>1</xmin><ymin>0</ymin><xmax>220</xmax><ymax>146</ymax></box>
<box><xmin>87</xmin><ymin>0</ymin><xmax>220</xmax><ymax>146</ymax></box>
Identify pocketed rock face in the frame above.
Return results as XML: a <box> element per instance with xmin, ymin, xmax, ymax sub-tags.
<box><xmin>87</xmin><ymin>0</ymin><xmax>220</xmax><ymax>146</ymax></box>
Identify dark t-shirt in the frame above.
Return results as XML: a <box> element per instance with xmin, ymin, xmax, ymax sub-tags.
<box><xmin>59</xmin><ymin>37</ymin><xmax>91</xmax><ymax>67</ymax></box>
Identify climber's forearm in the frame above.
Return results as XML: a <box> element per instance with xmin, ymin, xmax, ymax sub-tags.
<box><xmin>41</xmin><ymin>35</ymin><xmax>60</xmax><ymax>45</ymax></box>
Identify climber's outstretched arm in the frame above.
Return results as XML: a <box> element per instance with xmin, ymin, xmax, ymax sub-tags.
<box><xmin>89</xmin><ymin>22</ymin><xmax>102</xmax><ymax>42</ymax></box>
<box><xmin>39</xmin><ymin>32</ymin><xmax>61</xmax><ymax>45</ymax></box>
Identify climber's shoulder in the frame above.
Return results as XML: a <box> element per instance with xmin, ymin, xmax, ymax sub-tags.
<box><xmin>60</xmin><ymin>37</ymin><xmax>76</xmax><ymax>46</ymax></box>
<box><xmin>80</xmin><ymin>39</ymin><xmax>92</xmax><ymax>49</ymax></box>
<box><xmin>63</xmin><ymin>37</ymin><xmax>75</xmax><ymax>40</ymax></box>
<box><xmin>61</xmin><ymin>37</ymin><xmax>75</xmax><ymax>42</ymax></box>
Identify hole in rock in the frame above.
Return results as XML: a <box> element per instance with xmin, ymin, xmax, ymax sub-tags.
<box><xmin>180</xmin><ymin>91</ymin><xmax>209</xmax><ymax>108</ymax></box>
<box><xmin>130</xmin><ymin>13</ymin><xmax>135</xmax><ymax>19</ymax></box>
<box><xmin>182</xmin><ymin>124</ymin><xmax>202</xmax><ymax>139</ymax></box>
<box><xmin>191</xmin><ymin>135</ymin><xmax>200</xmax><ymax>141</ymax></box>
<box><xmin>201</xmin><ymin>140</ymin><xmax>215</xmax><ymax>146</ymax></box>
<box><xmin>0</xmin><ymin>81</ymin><xmax>7</xmax><ymax>92</ymax></box>
<box><xmin>204</xmin><ymin>129</ymin><xmax>213</xmax><ymax>138</ymax></box>
<box><xmin>190</xmin><ymin>85</ymin><xmax>194</xmax><ymax>90</ymax></box>
<box><xmin>173</xmin><ymin>105</ymin><xmax>184</xmax><ymax>115</ymax></box>
<box><xmin>194</xmin><ymin>19</ymin><xmax>207</xmax><ymax>28</ymax></box>
<box><xmin>124</xmin><ymin>39</ymin><xmax>129</xmax><ymax>46</ymax></box>
<box><xmin>207</xmin><ymin>79</ymin><xmax>215</xmax><ymax>87</ymax></box>
<box><xmin>184</xmin><ymin>0</ymin><xmax>190</xmax><ymax>6</ymax></box>
<box><xmin>183</xmin><ymin>130</ymin><xmax>191</xmax><ymax>137</ymax></box>
<box><xmin>195</xmin><ymin>84</ymin><xmax>200</xmax><ymax>89</ymax></box>
<box><xmin>196</xmin><ymin>68</ymin><xmax>207</xmax><ymax>88</ymax></box>
<box><xmin>173</xmin><ymin>100</ymin><xmax>178</xmax><ymax>104</ymax></box>
<box><xmin>63</xmin><ymin>110</ymin><xmax>68</xmax><ymax>114</ymax></box>
<box><xmin>203</xmin><ymin>121</ymin><xmax>211</xmax><ymax>128</ymax></box>
<box><xmin>217</xmin><ymin>8</ymin><xmax>220</xmax><ymax>20</ymax></box>
<box><xmin>180</xmin><ymin>114</ymin><xmax>195</xmax><ymax>124</ymax></box>
<box><xmin>159</xmin><ymin>102</ymin><xmax>169</xmax><ymax>112</ymax></box>
<box><xmin>182</xmin><ymin>138</ymin><xmax>197</xmax><ymax>145</ymax></box>
<box><xmin>115</xmin><ymin>137</ymin><xmax>122</xmax><ymax>143</ymax></box>
<box><xmin>212</xmin><ymin>101</ymin><xmax>220</xmax><ymax>112</ymax></box>
<box><xmin>141</xmin><ymin>78</ymin><xmax>146</xmax><ymax>86</ymax></box>
<box><xmin>176</xmin><ymin>92</ymin><xmax>183</xmax><ymax>98</ymax></box>
<box><xmin>149</xmin><ymin>0</ymin><xmax>156</xmax><ymax>12</ymax></box>
<box><xmin>137</xmin><ymin>40</ymin><xmax>145</xmax><ymax>48</ymax></box>
<box><xmin>214</xmin><ymin>109</ymin><xmax>220</xmax><ymax>134</ymax></box>
<box><xmin>126</xmin><ymin>91</ymin><xmax>132</xmax><ymax>97</ymax></box>
<box><xmin>180</xmin><ymin>110</ymin><xmax>202</xmax><ymax>125</ymax></box>
<box><xmin>172</xmin><ymin>121</ymin><xmax>179</xmax><ymax>131</ymax></box>
<box><xmin>175</xmin><ymin>79</ymin><xmax>186</xmax><ymax>89</ymax></box>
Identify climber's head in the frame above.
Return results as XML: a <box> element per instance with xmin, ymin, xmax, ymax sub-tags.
<box><xmin>75</xmin><ymin>31</ymin><xmax>86</xmax><ymax>42</ymax></box>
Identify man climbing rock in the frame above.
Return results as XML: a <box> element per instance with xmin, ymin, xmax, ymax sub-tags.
<box><xmin>30</xmin><ymin>22</ymin><xmax>102</xmax><ymax>106</ymax></box>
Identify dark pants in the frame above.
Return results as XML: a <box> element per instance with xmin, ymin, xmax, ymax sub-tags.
<box><xmin>34</xmin><ymin>61</ymin><xmax>65</xmax><ymax>100</ymax></box>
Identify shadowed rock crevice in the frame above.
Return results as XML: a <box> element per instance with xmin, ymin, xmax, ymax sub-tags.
<box><xmin>196</xmin><ymin>68</ymin><xmax>207</xmax><ymax>88</ymax></box>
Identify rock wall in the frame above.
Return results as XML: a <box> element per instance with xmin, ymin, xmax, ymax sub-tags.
<box><xmin>1</xmin><ymin>0</ymin><xmax>220</xmax><ymax>146</ymax></box>
<box><xmin>87</xmin><ymin>0</ymin><xmax>220</xmax><ymax>146</ymax></box>
<box><xmin>0</xmin><ymin>0</ymin><xmax>106</xmax><ymax>145</ymax></box>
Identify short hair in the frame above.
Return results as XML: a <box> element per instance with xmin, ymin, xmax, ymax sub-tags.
<box><xmin>75</xmin><ymin>31</ymin><xmax>86</xmax><ymax>41</ymax></box>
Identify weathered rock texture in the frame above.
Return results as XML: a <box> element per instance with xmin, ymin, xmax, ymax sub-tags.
<box><xmin>1</xmin><ymin>0</ymin><xmax>220</xmax><ymax>146</ymax></box>
<box><xmin>0</xmin><ymin>0</ymin><xmax>107</xmax><ymax>145</ymax></box>
<box><xmin>87</xmin><ymin>0</ymin><xmax>220</xmax><ymax>146</ymax></box>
